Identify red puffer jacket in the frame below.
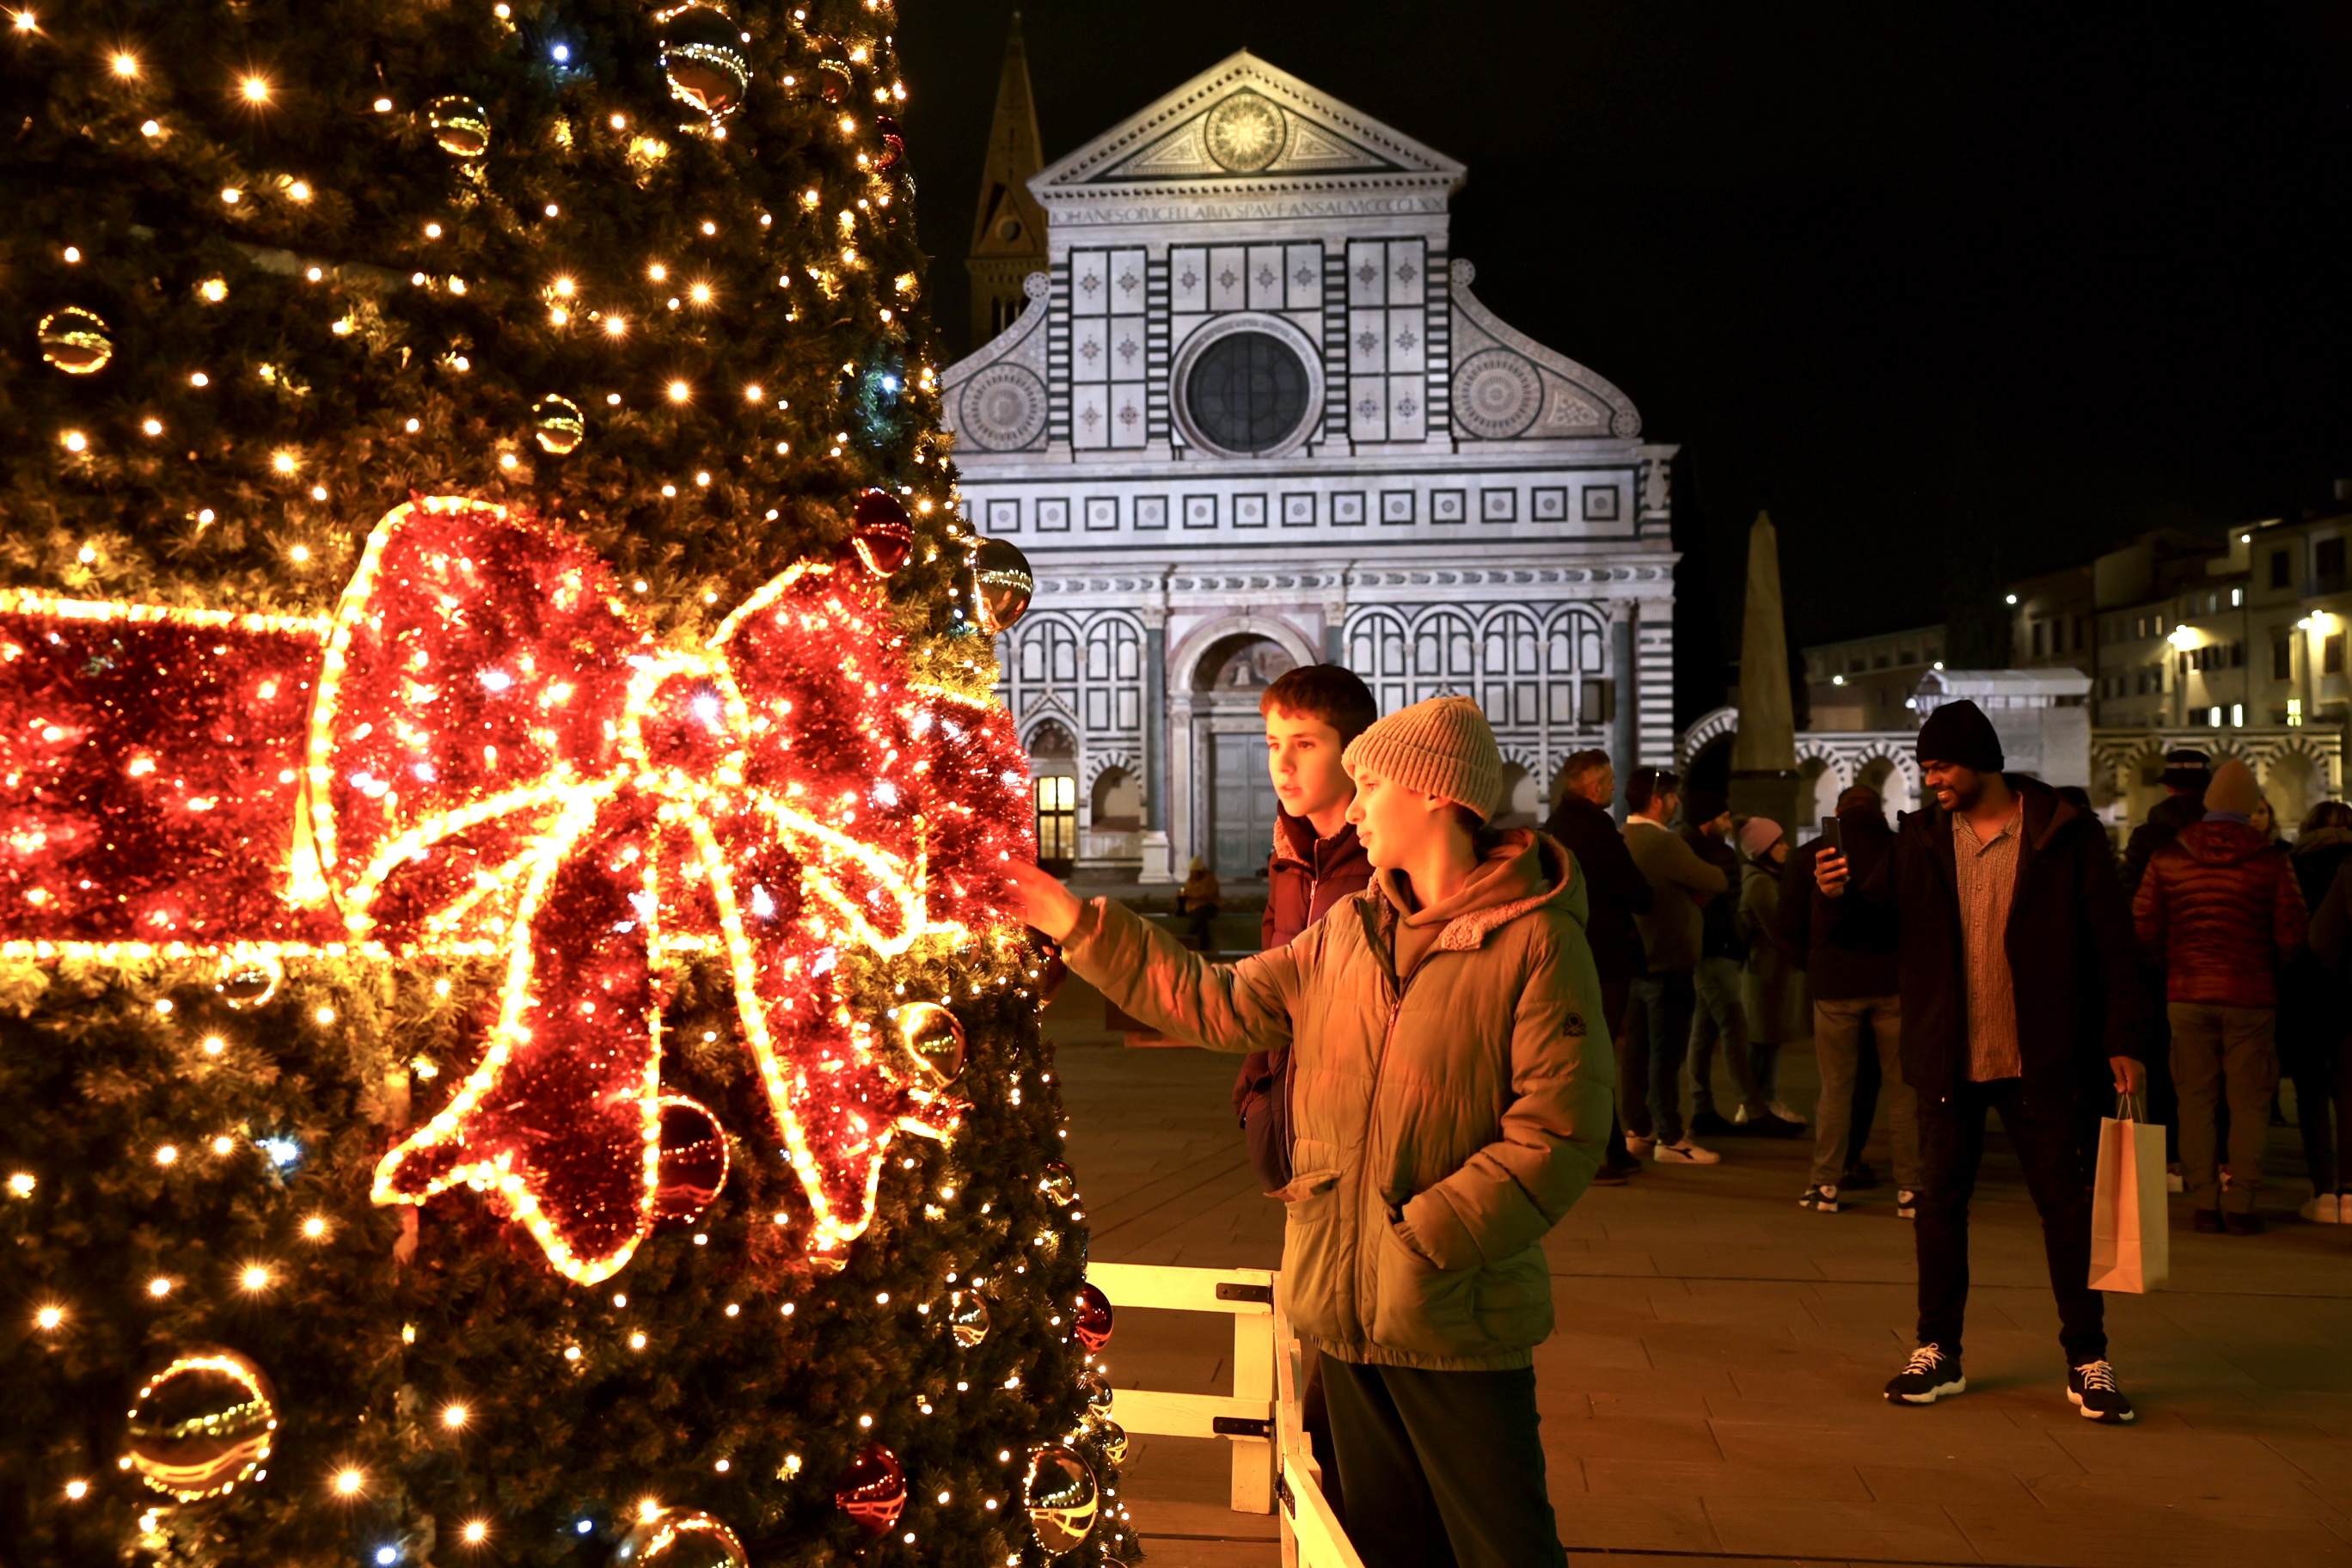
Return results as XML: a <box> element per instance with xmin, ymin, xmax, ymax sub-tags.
<box><xmin>2133</xmin><ymin>822</ymin><xmax>2307</xmax><ymax>1007</ymax></box>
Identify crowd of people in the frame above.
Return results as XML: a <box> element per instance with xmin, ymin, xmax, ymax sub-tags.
<box><xmin>1002</xmin><ymin>669</ymin><xmax>2349</xmax><ymax>1568</ymax></box>
<box><xmin>1542</xmin><ymin>739</ymin><xmax>2352</xmax><ymax>1234</ymax></box>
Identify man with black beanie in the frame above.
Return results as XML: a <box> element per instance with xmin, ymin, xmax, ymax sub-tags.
<box><xmin>1816</xmin><ymin>699</ymin><xmax>2148</xmax><ymax>1425</ymax></box>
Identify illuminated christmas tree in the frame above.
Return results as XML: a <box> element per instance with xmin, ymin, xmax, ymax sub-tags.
<box><xmin>0</xmin><ymin>3</ymin><xmax>1128</xmax><ymax>1565</ymax></box>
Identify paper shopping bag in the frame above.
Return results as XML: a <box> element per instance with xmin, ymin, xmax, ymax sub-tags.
<box><xmin>2089</xmin><ymin>1095</ymin><xmax>2170</xmax><ymax>1293</ymax></box>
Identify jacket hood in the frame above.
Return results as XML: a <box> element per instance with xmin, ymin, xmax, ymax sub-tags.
<box><xmin>2176</xmin><ymin>819</ymin><xmax>2275</xmax><ymax>865</ymax></box>
<box><xmin>1373</xmin><ymin>828</ymin><xmax>1580</xmax><ymax>950</ymax></box>
<box><xmin>2296</xmin><ymin>826</ymin><xmax>2352</xmax><ymax>856</ymax></box>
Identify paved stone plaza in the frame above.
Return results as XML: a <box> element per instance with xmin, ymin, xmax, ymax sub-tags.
<box><xmin>1047</xmin><ymin>967</ymin><xmax>2352</xmax><ymax>1567</ymax></box>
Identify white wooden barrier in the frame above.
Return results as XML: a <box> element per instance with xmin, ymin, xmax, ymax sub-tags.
<box><xmin>1087</xmin><ymin>1261</ymin><xmax>1277</xmax><ymax>1512</ymax></box>
<box><xmin>1087</xmin><ymin>1261</ymin><xmax>1363</xmax><ymax>1568</ymax></box>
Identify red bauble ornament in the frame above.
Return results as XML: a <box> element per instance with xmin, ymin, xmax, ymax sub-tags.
<box><xmin>875</xmin><ymin>113</ymin><xmax>905</xmax><ymax>172</ymax></box>
<box><xmin>846</xmin><ymin>489</ymin><xmax>914</xmax><ymax>577</ymax></box>
<box><xmin>652</xmin><ymin>1094</ymin><xmax>731</xmax><ymax>1226</ymax></box>
<box><xmin>1074</xmin><ymin>1281</ymin><xmax>1113</xmax><ymax>1353</ymax></box>
<box><xmin>1026</xmin><ymin>927</ymin><xmax>1067</xmax><ymax>1006</ymax></box>
<box><xmin>834</xmin><ymin>1441</ymin><xmax>907</xmax><ymax>1536</ymax></box>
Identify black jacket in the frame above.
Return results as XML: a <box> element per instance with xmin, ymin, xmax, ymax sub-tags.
<box><xmin>1835</xmin><ymin>775</ymin><xmax>2146</xmax><ymax>1107</ymax></box>
<box><xmin>1777</xmin><ymin>805</ymin><xmax>1901</xmax><ymax>1000</ymax></box>
<box><xmin>1542</xmin><ymin>792</ymin><xmax>1653</xmax><ymax>989</ymax></box>
<box><xmin>2122</xmin><ymin>791</ymin><xmax>2205</xmax><ymax>894</ymax></box>
<box><xmin>2281</xmin><ymin>828</ymin><xmax>2352</xmax><ymax>1063</ymax></box>
<box><xmin>1685</xmin><ymin>825</ymin><xmax>1746</xmax><ymax>962</ymax></box>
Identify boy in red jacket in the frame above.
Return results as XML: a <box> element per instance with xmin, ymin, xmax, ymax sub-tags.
<box><xmin>2134</xmin><ymin>757</ymin><xmax>2307</xmax><ymax>1234</ymax></box>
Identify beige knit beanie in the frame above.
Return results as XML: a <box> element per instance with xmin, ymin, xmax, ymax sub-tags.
<box><xmin>2205</xmin><ymin>756</ymin><xmax>2259</xmax><ymax>818</ymax></box>
<box><xmin>1340</xmin><ymin>695</ymin><xmax>1504</xmax><ymax>822</ymax></box>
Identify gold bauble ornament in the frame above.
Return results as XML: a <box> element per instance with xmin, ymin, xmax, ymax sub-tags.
<box><xmin>124</xmin><ymin>1349</ymin><xmax>278</xmax><ymax>1501</ymax></box>
<box><xmin>967</xmin><ymin>537</ymin><xmax>1034</xmax><ymax>634</ymax></box>
<box><xmin>37</xmin><ymin>307</ymin><xmax>113</xmax><ymax>374</ymax></box>
<box><xmin>215</xmin><ymin>952</ymin><xmax>282</xmax><ymax>1008</ymax></box>
<box><xmin>658</xmin><ymin>4</ymin><xmax>750</xmax><ymax>120</ymax></box>
<box><xmin>895</xmin><ymin>1001</ymin><xmax>966</xmax><ymax>1085</ymax></box>
<box><xmin>1089</xmin><ymin>1417</ymin><xmax>1129</xmax><ymax>1466</ymax></box>
<box><xmin>946</xmin><ymin>1289</ymin><xmax>990</xmax><ymax>1348</ymax></box>
<box><xmin>426</xmin><ymin>95</ymin><xmax>492</xmax><ymax>157</ymax></box>
<box><xmin>1077</xmin><ymin>1366</ymin><xmax>1113</xmax><ymax>1418</ymax></box>
<box><xmin>610</xmin><ymin>1509</ymin><xmax>747</xmax><ymax>1568</ymax></box>
<box><xmin>532</xmin><ymin>393</ymin><xmax>586</xmax><ymax>456</ymax></box>
<box><xmin>1038</xmin><ymin>1161</ymin><xmax>1078</xmax><ymax>1206</ymax></box>
<box><xmin>1025</xmin><ymin>1445</ymin><xmax>1099</xmax><ymax>1554</ymax></box>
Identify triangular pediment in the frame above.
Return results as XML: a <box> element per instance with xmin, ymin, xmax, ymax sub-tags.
<box><xmin>1032</xmin><ymin>51</ymin><xmax>1462</xmax><ymax>195</ymax></box>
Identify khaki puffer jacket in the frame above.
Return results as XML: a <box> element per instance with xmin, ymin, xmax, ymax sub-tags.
<box><xmin>1062</xmin><ymin>830</ymin><xmax>1613</xmax><ymax>1371</ymax></box>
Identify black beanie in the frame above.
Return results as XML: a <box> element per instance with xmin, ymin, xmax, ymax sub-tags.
<box><xmin>1917</xmin><ymin>699</ymin><xmax>2004</xmax><ymax>773</ymax></box>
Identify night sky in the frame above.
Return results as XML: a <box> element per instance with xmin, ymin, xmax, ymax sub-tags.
<box><xmin>892</xmin><ymin>3</ymin><xmax>2352</xmax><ymax>719</ymax></box>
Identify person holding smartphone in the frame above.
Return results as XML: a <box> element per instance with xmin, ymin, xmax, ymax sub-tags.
<box><xmin>1814</xmin><ymin>699</ymin><xmax>2147</xmax><ymax>1424</ymax></box>
<box><xmin>1785</xmin><ymin>788</ymin><xmax>1920</xmax><ymax>1215</ymax></box>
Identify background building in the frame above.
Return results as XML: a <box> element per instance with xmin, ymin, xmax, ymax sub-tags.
<box><xmin>1802</xmin><ymin>623</ymin><xmax>1945</xmax><ymax>732</ymax></box>
<box><xmin>946</xmin><ymin>50</ymin><xmax>1678</xmax><ymax>880</ymax></box>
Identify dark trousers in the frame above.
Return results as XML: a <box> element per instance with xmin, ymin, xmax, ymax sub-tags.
<box><xmin>1626</xmin><ymin>969</ymin><xmax>1697</xmax><ymax>1145</ymax></box>
<box><xmin>1318</xmin><ymin>1354</ymin><xmax>1568</xmax><ymax>1568</ymax></box>
<box><xmin>1847</xmin><ymin>1032</ymin><xmax>1883</xmax><ymax>1174</ymax></box>
<box><xmin>1298</xmin><ymin>1343</ymin><xmax>1344</xmax><ymax>1526</ymax></box>
<box><xmin>1915</xmin><ymin>1077</ymin><xmax>2106</xmax><ymax>1367</ymax></box>
<box><xmin>2291</xmin><ymin>1036</ymin><xmax>2352</xmax><ymax>1194</ymax></box>
<box><xmin>1602</xmin><ymin>978</ymin><xmax>1635</xmax><ymax>1167</ymax></box>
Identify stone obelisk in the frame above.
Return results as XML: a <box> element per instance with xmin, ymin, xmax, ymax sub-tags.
<box><xmin>1728</xmin><ymin>511</ymin><xmax>1809</xmax><ymax>832</ymax></box>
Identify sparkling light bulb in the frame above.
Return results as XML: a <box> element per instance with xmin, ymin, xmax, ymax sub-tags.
<box><xmin>334</xmin><ymin>1469</ymin><xmax>364</xmax><ymax>1497</ymax></box>
<box><xmin>241</xmin><ymin>1264</ymin><xmax>272</xmax><ymax>1290</ymax></box>
<box><xmin>35</xmin><ymin>1305</ymin><xmax>63</xmax><ymax>1329</ymax></box>
<box><xmin>111</xmin><ymin>52</ymin><xmax>137</xmax><ymax>77</ymax></box>
<box><xmin>242</xmin><ymin>76</ymin><xmax>269</xmax><ymax>103</ymax></box>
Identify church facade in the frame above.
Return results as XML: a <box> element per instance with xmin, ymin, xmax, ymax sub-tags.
<box><xmin>940</xmin><ymin>50</ymin><xmax>1679</xmax><ymax>880</ymax></box>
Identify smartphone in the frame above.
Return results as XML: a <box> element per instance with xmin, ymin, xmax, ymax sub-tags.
<box><xmin>1818</xmin><ymin>816</ymin><xmax>1843</xmax><ymax>853</ymax></box>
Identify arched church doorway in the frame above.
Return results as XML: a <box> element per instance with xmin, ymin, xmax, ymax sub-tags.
<box><xmin>1028</xmin><ymin>719</ymin><xmax>1078</xmax><ymax>876</ymax></box>
<box><xmin>1194</xmin><ymin>634</ymin><xmax>1295</xmax><ymax>878</ymax></box>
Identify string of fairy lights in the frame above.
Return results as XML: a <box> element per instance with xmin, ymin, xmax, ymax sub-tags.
<box><xmin>4</xmin><ymin>0</ymin><xmax>1127</xmax><ymax>1557</ymax></box>
<box><xmin>1</xmin><ymin>493</ymin><xmax>1121</xmax><ymax>1562</ymax></box>
<box><xmin>9</xmin><ymin>0</ymin><xmax>970</xmax><ymax>616</ymax></box>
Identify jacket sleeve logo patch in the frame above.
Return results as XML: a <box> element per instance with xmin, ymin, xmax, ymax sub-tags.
<box><xmin>1562</xmin><ymin>1012</ymin><xmax>1585</xmax><ymax>1038</ymax></box>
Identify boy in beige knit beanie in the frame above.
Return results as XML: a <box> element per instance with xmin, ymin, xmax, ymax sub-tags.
<box><xmin>1005</xmin><ymin>692</ymin><xmax>1607</xmax><ymax>1568</ymax></box>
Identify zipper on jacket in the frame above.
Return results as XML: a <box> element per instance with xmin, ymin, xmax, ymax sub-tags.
<box><xmin>1353</xmin><ymin>903</ymin><xmax>1424</xmax><ymax>1326</ymax></box>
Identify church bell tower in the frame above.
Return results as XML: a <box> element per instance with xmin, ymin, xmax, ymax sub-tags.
<box><xmin>966</xmin><ymin>14</ymin><xmax>1050</xmax><ymax>345</ymax></box>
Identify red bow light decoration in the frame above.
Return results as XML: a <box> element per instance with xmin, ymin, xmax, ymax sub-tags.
<box><xmin>0</xmin><ymin>497</ymin><xmax>1031</xmax><ymax>1283</ymax></box>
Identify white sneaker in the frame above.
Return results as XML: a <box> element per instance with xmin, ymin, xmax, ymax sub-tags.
<box><xmin>1767</xmin><ymin>1099</ymin><xmax>1810</xmax><ymax>1128</ymax></box>
<box><xmin>1624</xmin><ymin>1133</ymin><xmax>1656</xmax><ymax>1156</ymax></box>
<box><xmin>1655</xmin><ymin>1138</ymin><xmax>1721</xmax><ymax>1165</ymax></box>
<box><xmin>2300</xmin><ymin>1193</ymin><xmax>2343</xmax><ymax>1224</ymax></box>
